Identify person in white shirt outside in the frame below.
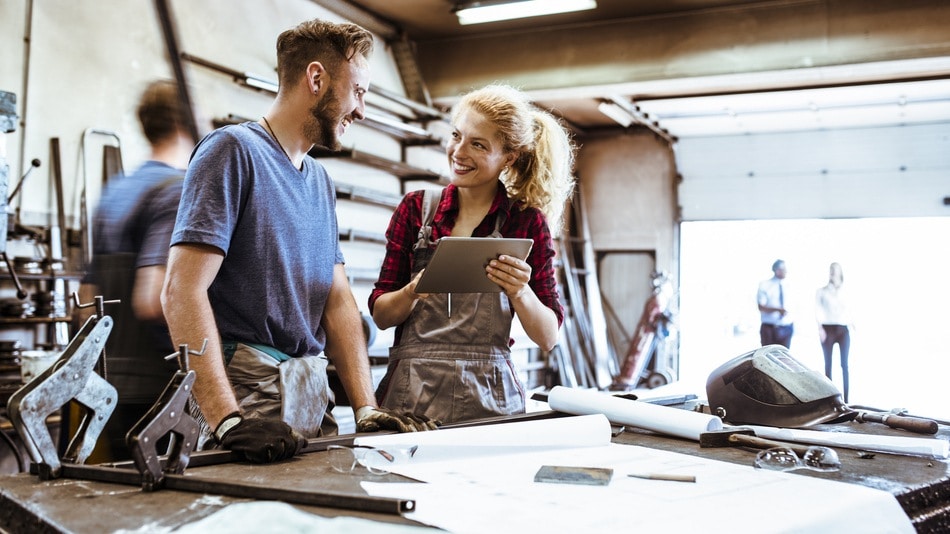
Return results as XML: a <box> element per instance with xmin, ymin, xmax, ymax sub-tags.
<box><xmin>757</xmin><ymin>259</ymin><xmax>793</xmax><ymax>348</ymax></box>
<box><xmin>815</xmin><ymin>262</ymin><xmax>853</xmax><ymax>402</ymax></box>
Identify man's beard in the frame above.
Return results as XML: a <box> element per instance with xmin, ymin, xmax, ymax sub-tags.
<box><xmin>306</xmin><ymin>85</ymin><xmax>343</xmax><ymax>151</ymax></box>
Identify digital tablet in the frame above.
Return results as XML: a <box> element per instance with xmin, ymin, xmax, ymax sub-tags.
<box><xmin>414</xmin><ymin>237</ymin><xmax>534</xmax><ymax>293</ymax></box>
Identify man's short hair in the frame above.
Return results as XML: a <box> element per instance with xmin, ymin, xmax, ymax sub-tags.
<box><xmin>137</xmin><ymin>80</ymin><xmax>187</xmax><ymax>145</ymax></box>
<box><xmin>275</xmin><ymin>19</ymin><xmax>374</xmax><ymax>86</ymax></box>
<box><xmin>772</xmin><ymin>259</ymin><xmax>785</xmax><ymax>272</ymax></box>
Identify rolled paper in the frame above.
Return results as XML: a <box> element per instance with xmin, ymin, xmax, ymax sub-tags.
<box><xmin>747</xmin><ymin>425</ymin><xmax>950</xmax><ymax>459</ymax></box>
<box><xmin>356</xmin><ymin>413</ymin><xmax>612</xmax><ymax>449</ymax></box>
<box><xmin>547</xmin><ymin>386</ymin><xmax>723</xmax><ymax>441</ymax></box>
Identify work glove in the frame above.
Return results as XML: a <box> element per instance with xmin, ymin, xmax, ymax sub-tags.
<box><xmin>355</xmin><ymin>406</ymin><xmax>440</xmax><ymax>433</ymax></box>
<box><xmin>215</xmin><ymin>414</ymin><xmax>306</xmax><ymax>464</ymax></box>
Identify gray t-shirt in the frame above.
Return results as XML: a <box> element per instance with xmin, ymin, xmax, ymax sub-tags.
<box><xmin>171</xmin><ymin>122</ymin><xmax>344</xmax><ymax>358</ymax></box>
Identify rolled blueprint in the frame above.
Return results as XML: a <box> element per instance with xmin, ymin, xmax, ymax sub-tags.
<box><xmin>747</xmin><ymin>425</ymin><xmax>950</xmax><ymax>459</ymax></box>
<box><xmin>356</xmin><ymin>413</ymin><xmax>612</xmax><ymax>449</ymax></box>
<box><xmin>547</xmin><ymin>386</ymin><xmax>723</xmax><ymax>441</ymax></box>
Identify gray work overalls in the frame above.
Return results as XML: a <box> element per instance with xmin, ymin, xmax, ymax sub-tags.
<box><xmin>375</xmin><ymin>189</ymin><xmax>526</xmax><ymax>424</ymax></box>
<box><xmin>190</xmin><ymin>342</ymin><xmax>337</xmax><ymax>450</ymax></box>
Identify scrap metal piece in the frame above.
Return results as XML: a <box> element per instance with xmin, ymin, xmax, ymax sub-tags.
<box><xmin>700</xmin><ymin>427</ymin><xmax>814</xmax><ymax>457</ymax></box>
<box><xmin>6</xmin><ymin>312</ymin><xmax>117</xmax><ymax>478</ymax></box>
<box><xmin>126</xmin><ymin>342</ymin><xmax>205</xmax><ymax>490</ymax></box>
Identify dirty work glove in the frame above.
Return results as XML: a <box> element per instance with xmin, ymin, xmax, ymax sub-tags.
<box><xmin>215</xmin><ymin>414</ymin><xmax>306</xmax><ymax>463</ymax></box>
<box><xmin>355</xmin><ymin>406</ymin><xmax>441</xmax><ymax>433</ymax></box>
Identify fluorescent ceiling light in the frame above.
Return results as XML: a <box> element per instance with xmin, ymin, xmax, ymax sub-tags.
<box><xmin>455</xmin><ymin>0</ymin><xmax>597</xmax><ymax>25</ymax></box>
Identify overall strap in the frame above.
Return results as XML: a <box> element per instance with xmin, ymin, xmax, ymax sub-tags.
<box><xmin>413</xmin><ymin>188</ymin><xmax>443</xmax><ymax>251</ymax></box>
<box><xmin>489</xmin><ymin>207</ymin><xmax>507</xmax><ymax>238</ymax></box>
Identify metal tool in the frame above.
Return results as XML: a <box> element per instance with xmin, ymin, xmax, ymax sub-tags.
<box><xmin>125</xmin><ymin>341</ymin><xmax>205</xmax><ymax>490</ymax></box>
<box><xmin>700</xmin><ymin>428</ymin><xmax>814</xmax><ymax>457</ymax></box>
<box><xmin>5</xmin><ymin>295</ymin><xmax>119</xmax><ymax>478</ymax></box>
<box><xmin>853</xmin><ymin>409</ymin><xmax>938</xmax><ymax>435</ymax></box>
<box><xmin>71</xmin><ymin>293</ymin><xmax>119</xmax><ymax>380</ymax></box>
<box><xmin>6</xmin><ymin>158</ymin><xmax>40</xmax><ymax>205</ymax></box>
<box><xmin>847</xmin><ymin>405</ymin><xmax>948</xmax><ymax>428</ymax></box>
<box><xmin>0</xmin><ymin>252</ymin><xmax>28</xmax><ymax>300</ymax></box>
<box><xmin>43</xmin><ymin>462</ymin><xmax>415</xmax><ymax>515</ymax></box>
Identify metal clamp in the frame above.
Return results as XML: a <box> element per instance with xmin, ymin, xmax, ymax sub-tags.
<box><xmin>71</xmin><ymin>292</ymin><xmax>121</xmax><ymax>379</ymax></box>
<box><xmin>5</xmin><ymin>311</ymin><xmax>117</xmax><ymax>479</ymax></box>
<box><xmin>125</xmin><ymin>340</ymin><xmax>206</xmax><ymax>490</ymax></box>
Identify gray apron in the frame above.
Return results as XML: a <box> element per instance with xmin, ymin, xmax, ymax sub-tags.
<box><xmin>192</xmin><ymin>343</ymin><xmax>337</xmax><ymax>450</ymax></box>
<box><xmin>375</xmin><ymin>190</ymin><xmax>526</xmax><ymax>424</ymax></box>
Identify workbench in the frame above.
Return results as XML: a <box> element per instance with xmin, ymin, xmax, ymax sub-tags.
<box><xmin>620</xmin><ymin>418</ymin><xmax>950</xmax><ymax>532</ymax></box>
<box><xmin>0</xmin><ymin>408</ymin><xmax>947</xmax><ymax>533</ymax></box>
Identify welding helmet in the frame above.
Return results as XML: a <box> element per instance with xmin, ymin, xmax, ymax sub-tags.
<box><xmin>705</xmin><ymin>345</ymin><xmax>854</xmax><ymax>427</ymax></box>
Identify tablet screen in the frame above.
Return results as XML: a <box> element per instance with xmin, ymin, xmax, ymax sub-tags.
<box><xmin>414</xmin><ymin>237</ymin><xmax>534</xmax><ymax>293</ymax></box>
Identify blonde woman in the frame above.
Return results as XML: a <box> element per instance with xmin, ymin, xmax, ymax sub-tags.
<box><xmin>370</xmin><ymin>84</ymin><xmax>576</xmax><ymax>424</ymax></box>
<box><xmin>816</xmin><ymin>262</ymin><xmax>853</xmax><ymax>402</ymax></box>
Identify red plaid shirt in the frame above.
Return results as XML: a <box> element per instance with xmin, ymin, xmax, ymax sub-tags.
<box><xmin>369</xmin><ymin>183</ymin><xmax>563</xmax><ymax>345</ymax></box>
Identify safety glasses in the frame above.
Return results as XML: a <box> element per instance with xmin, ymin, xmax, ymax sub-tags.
<box><xmin>327</xmin><ymin>444</ymin><xmax>419</xmax><ymax>475</ymax></box>
<box><xmin>753</xmin><ymin>446</ymin><xmax>841</xmax><ymax>473</ymax></box>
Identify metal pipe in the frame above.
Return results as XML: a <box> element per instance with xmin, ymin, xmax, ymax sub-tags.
<box><xmin>50</xmin><ymin>138</ymin><xmax>67</xmax><ymax>261</ymax></box>
<box><xmin>153</xmin><ymin>0</ymin><xmax>200</xmax><ymax>144</ymax></box>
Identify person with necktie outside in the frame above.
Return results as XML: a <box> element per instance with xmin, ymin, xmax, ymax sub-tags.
<box><xmin>757</xmin><ymin>259</ymin><xmax>793</xmax><ymax>348</ymax></box>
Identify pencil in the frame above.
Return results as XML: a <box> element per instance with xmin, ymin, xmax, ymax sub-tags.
<box><xmin>627</xmin><ymin>473</ymin><xmax>696</xmax><ymax>483</ymax></box>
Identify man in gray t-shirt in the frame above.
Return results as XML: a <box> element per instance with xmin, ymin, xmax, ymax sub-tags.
<box><xmin>162</xmin><ymin>19</ymin><xmax>435</xmax><ymax>464</ymax></box>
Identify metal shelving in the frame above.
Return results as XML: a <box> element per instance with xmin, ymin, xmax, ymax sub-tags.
<box><xmin>308</xmin><ymin>146</ymin><xmax>448</xmax><ymax>187</ymax></box>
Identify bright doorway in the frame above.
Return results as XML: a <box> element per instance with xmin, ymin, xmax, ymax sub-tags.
<box><xmin>677</xmin><ymin>217</ymin><xmax>950</xmax><ymax>421</ymax></box>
